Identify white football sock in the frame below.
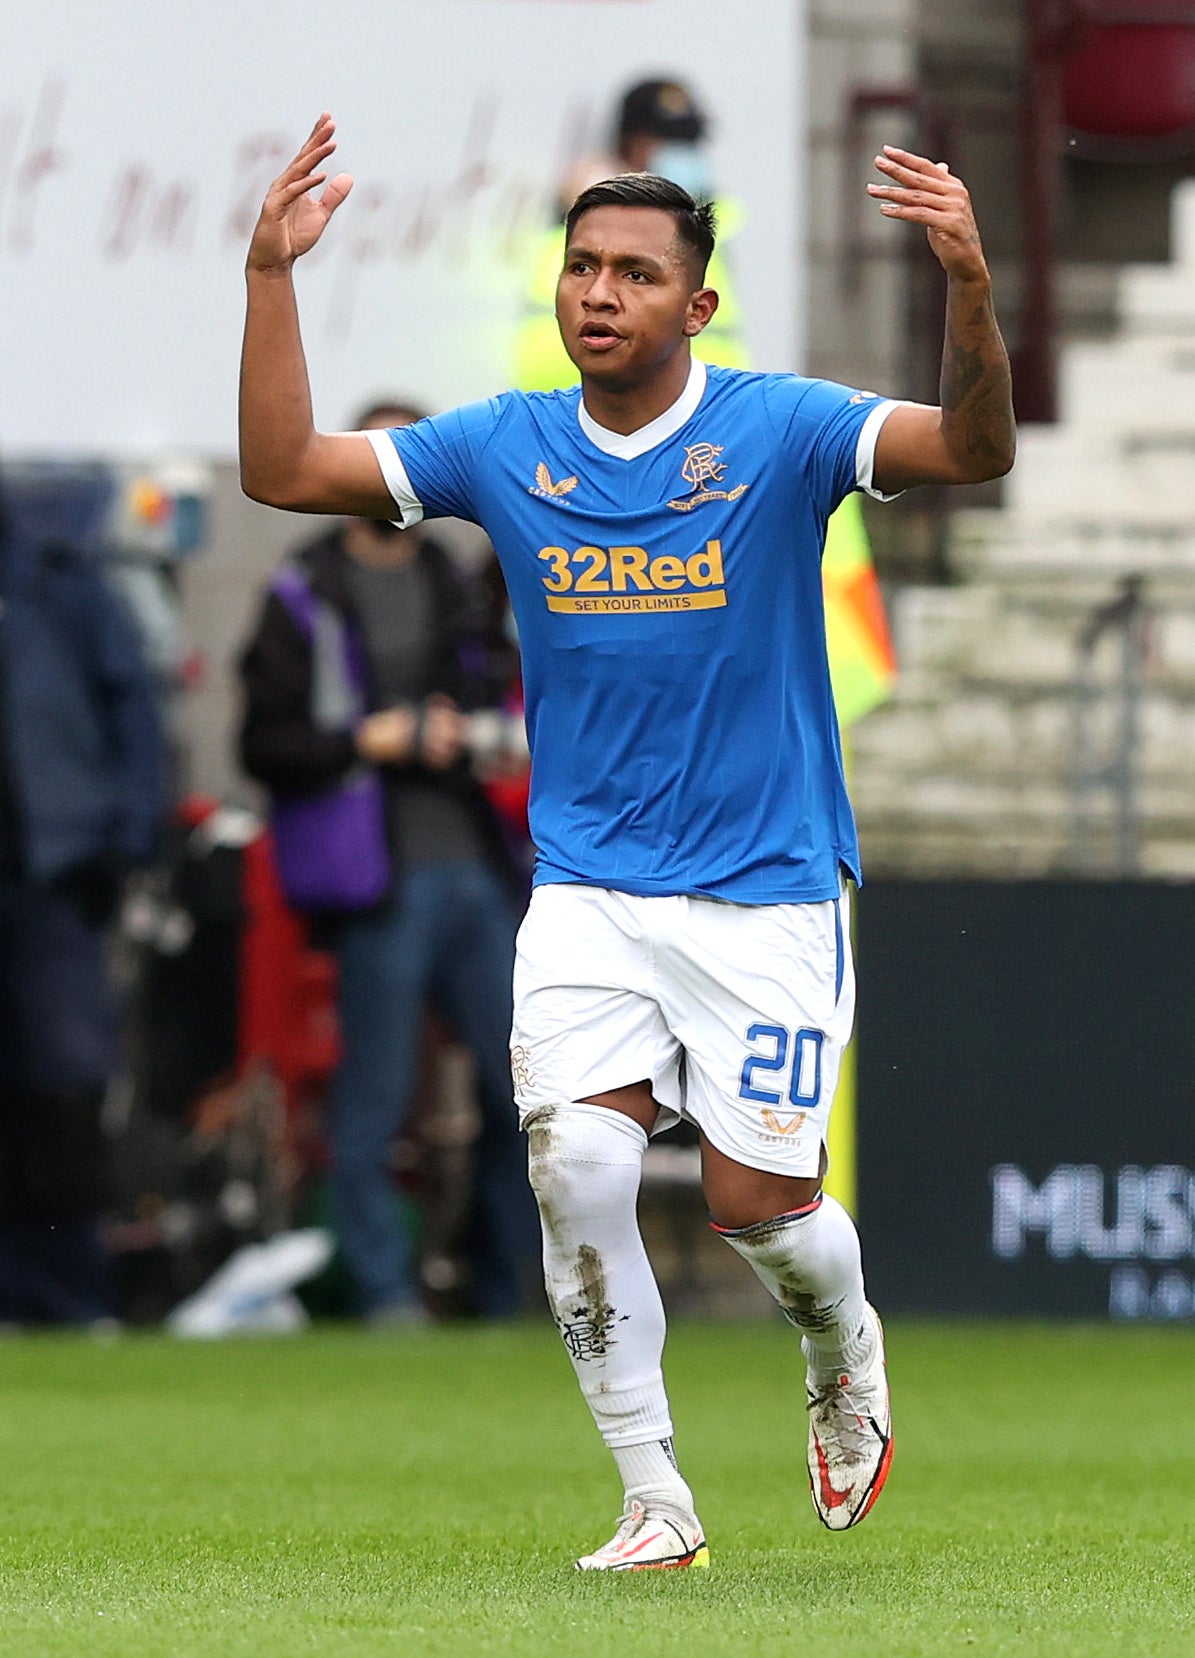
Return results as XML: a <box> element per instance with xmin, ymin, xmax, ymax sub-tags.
<box><xmin>714</xmin><ymin>1193</ymin><xmax>874</xmax><ymax>1378</ymax></box>
<box><xmin>527</xmin><ymin>1102</ymin><xmax>694</xmax><ymax>1514</ymax></box>
<box><xmin>611</xmin><ymin>1437</ymin><xmax>691</xmax><ymax>1516</ymax></box>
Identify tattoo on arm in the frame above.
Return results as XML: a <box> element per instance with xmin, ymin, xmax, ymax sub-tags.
<box><xmin>940</xmin><ymin>293</ymin><xmax>1015</xmax><ymax>477</ymax></box>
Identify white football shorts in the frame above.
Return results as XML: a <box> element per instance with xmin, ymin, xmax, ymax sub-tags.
<box><xmin>510</xmin><ymin>881</ymin><xmax>855</xmax><ymax>1178</ymax></box>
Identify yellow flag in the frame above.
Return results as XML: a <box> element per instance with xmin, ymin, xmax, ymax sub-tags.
<box><xmin>822</xmin><ymin>494</ymin><xmax>895</xmax><ymax>1214</ymax></box>
<box><xmin>823</xmin><ymin>493</ymin><xmax>897</xmax><ymax>729</ymax></box>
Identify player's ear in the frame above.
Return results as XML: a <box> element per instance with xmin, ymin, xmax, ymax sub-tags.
<box><xmin>684</xmin><ymin>286</ymin><xmax>719</xmax><ymax>338</ymax></box>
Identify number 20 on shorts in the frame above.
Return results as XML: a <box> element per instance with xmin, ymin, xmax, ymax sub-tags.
<box><xmin>738</xmin><ymin>1023</ymin><xmax>825</xmax><ymax>1107</ymax></box>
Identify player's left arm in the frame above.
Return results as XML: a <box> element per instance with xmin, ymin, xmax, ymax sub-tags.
<box><xmin>866</xmin><ymin>146</ymin><xmax>1016</xmax><ymax>494</ymax></box>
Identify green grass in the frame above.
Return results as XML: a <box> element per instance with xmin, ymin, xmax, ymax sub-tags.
<box><xmin>0</xmin><ymin>1320</ymin><xmax>1191</xmax><ymax>1656</ymax></box>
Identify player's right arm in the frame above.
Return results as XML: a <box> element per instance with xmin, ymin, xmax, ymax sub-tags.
<box><xmin>239</xmin><ymin>114</ymin><xmax>395</xmax><ymax>517</ymax></box>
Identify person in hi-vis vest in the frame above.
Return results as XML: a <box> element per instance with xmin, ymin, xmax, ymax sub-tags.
<box><xmin>512</xmin><ymin>78</ymin><xmax>747</xmax><ymax>392</ymax></box>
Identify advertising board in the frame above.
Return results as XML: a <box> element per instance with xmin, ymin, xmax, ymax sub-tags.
<box><xmin>856</xmin><ymin>883</ymin><xmax>1195</xmax><ymax>1321</ymax></box>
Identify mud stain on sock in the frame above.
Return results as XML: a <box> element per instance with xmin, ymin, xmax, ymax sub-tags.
<box><xmin>526</xmin><ymin>1109</ymin><xmax>559</xmax><ymax>1234</ymax></box>
<box><xmin>577</xmin><ymin>1244</ymin><xmax>614</xmax><ymax>1342</ymax></box>
<box><xmin>556</xmin><ymin>1244</ymin><xmax>627</xmax><ymax>1364</ymax></box>
<box><xmin>777</xmin><ymin>1288</ymin><xmax>837</xmax><ymax>1334</ymax></box>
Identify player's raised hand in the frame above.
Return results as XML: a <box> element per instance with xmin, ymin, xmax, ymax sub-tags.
<box><xmin>867</xmin><ymin>146</ymin><xmax>989</xmax><ymax>285</ymax></box>
<box><xmin>247</xmin><ymin>113</ymin><xmax>354</xmax><ymax>274</ymax></box>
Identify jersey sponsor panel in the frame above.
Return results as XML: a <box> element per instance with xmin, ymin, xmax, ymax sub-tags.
<box><xmin>538</xmin><ymin>539</ymin><xmax>726</xmax><ymax>613</ymax></box>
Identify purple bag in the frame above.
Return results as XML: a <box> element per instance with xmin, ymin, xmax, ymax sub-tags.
<box><xmin>267</xmin><ymin>568</ymin><xmax>392</xmax><ymax>913</ymax></box>
<box><xmin>270</xmin><ymin>772</ymin><xmax>391</xmax><ymax>912</ymax></box>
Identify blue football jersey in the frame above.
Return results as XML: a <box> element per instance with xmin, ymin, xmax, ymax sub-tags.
<box><xmin>367</xmin><ymin>361</ymin><xmax>898</xmax><ymax>904</ymax></box>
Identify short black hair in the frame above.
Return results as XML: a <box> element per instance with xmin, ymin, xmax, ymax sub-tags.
<box><xmin>564</xmin><ymin>173</ymin><xmax>717</xmax><ymax>282</ymax></box>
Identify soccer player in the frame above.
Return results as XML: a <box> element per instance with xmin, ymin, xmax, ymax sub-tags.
<box><xmin>239</xmin><ymin>114</ymin><xmax>1015</xmax><ymax>1569</ymax></box>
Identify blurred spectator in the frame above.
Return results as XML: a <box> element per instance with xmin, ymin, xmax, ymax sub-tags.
<box><xmin>0</xmin><ymin>482</ymin><xmax>166</xmax><ymax>1327</ymax></box>
<box><xmin>512</xmin><ymin>75</ymin><xmax>748</xmax><ymax>391</ymax></box>
<box><xmin>237</xmin><ymin>402</ymin><xmax>538</xmax><ymax>1323</ymax></box>
<box><xmin>458</xmin><ymin>546</ymin><xmax>532</xmax><ymax>856</ymax></box>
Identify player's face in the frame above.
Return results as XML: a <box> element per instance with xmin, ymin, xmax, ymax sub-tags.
<box><xmin>556</xmin><ymin>206</ymin><xmax>714</xmax><ymax>385</ymax></box>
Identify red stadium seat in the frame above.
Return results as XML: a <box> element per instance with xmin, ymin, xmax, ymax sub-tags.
<box><xmin>1062</xmin><ymin>10</ymin><xmax>1195</xmax><ymax>138</ymax></box>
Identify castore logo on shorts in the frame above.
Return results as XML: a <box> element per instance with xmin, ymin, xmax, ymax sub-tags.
<box><xmin>760</xmin><ymin>1109</ymin><xmax>808</xmax><ymax>1142</ymax></box>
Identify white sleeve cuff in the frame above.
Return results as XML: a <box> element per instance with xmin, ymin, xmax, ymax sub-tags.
<box><xmin>362</xmin><ymin>428</ymin><xmax>425</xmax><ymax>528</ymax></box>
<box><xmin>854</xmin><ymin>399</ymin><xmax>907</xmax><ymax>502</ymax></box>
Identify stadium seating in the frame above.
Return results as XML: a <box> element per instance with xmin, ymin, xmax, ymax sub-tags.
<box><xmin>852</xmin><ymin>179</ymin><xmax>1195</xmax><ymax>879</ymax></box>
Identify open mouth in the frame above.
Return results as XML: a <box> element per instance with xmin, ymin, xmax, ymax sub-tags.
<box><xmin>578</xmin><ymin>323</ymin><xmax>624</xmax><ymax>351</ymax></box>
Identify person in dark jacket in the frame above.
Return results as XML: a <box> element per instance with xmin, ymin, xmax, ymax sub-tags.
<box><xmin>0</xmin><ymin>480</ymin><xmax>166</xmax><ymax>1326</ymax></box>
<box><xmin>238</xmin><ymin>402</ymin><xmax>538</xmax><ymax>1323</ymax></box>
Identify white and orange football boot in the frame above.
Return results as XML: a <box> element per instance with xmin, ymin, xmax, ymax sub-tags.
<box><xmin>805</xmin><ymin>1302</ymin><xmax>893</xmax><ymax>1530</ymax></box>
<box><xmin>575</xmin><ymin>1500</ymin><xmax>710</xmax><ymax>1571</ymax></box>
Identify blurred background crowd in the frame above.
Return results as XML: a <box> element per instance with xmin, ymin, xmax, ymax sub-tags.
<box><xmin>3</xmin><ymin>0</ymin><xmax>1194</xmax><ymax>1335</ymax></box>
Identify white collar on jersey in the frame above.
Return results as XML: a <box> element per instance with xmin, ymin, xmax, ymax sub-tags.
<box><xmin>577</xmin><ymin>357</ymin><xmax>707</xmax><ymax>461</ymax></box>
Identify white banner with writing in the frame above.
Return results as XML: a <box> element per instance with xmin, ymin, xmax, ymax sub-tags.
<box><xmin>3</xmin><ymin>0</ymin><xmax>804</xmax><ymax>458</ymax></box>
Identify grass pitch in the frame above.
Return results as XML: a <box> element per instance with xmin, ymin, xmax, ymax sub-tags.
<box><xmin>0</xmin><ymin>1319</ymin><xmax>1191</xmax><ymax>1657</ymax></box>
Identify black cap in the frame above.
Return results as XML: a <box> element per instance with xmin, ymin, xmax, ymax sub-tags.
<box><xmin>615</xmin><ymin>79</ymin><xmax>707</xmax><ymax>146</ymax></box>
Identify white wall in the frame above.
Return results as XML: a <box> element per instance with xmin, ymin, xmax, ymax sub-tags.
<box><xmin>3</xmin><ymin>0</ymin><xmax>805</xmax><ymax>459</ymax></box>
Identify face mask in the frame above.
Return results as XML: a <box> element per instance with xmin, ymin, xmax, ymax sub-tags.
<box><xmin>650</xmin><ymin>142</ymin><xmax>714</xmax><ymax>201</ymax></box>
